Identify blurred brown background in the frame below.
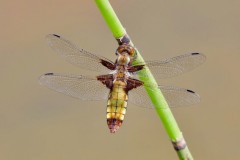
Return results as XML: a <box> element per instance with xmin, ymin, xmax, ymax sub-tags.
<box><xmin>1</xmin><ymin>0</ymin><xmax>240</xmax><ymax>159</ymax></box>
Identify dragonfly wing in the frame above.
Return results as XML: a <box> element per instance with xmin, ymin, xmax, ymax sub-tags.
<box><xmin>128</xmin><ymin>85</ymin><xmax>200</xmax><ymax>108</ymax></box>
<box><xmin>46</xmin><ymin>34</ymin><xmax>115</xmax><ymax>73</ymax></box>
<box><xmin>133</xmin><ymin>53</ymin><xmax>206</xmax><ymax>80</ymax></box>
<box><xmin>128</xmin><ymin>85</ymin><xmax>153</xmax><ymax>109</ymax></box>
<box><xmin>39</xmin><ymin>73</ymin><xmax>109</xmax><ymax>101</ymax></box>
<box><xmin>159</xmin><ymin>85</ymin><xmax>200</xmax><ymax>107</ymax></box>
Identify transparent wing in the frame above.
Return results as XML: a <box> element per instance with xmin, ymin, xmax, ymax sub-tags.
<box><xmin>128</xmin><ymin>86</ymin><xmax>153</xmax><ymax>109</ymax></box>
<box><xmin>46</xmin><ymin>34</ymin><xmax>114</xmax><ymax>73</ymax></box>
<box><xmin>128</xmin><ymin>85</ymin><xmax>200</xmax><ymax>109</ymax></box>
<box><xmin>133</xmin><ymin>53</ymin><xmax>206</xmax><ymax>80</ymax></box>
<box><xmin>39</xmin><ymin>73</ymin><xmax>109</xmax><ymax>101</ymax></box>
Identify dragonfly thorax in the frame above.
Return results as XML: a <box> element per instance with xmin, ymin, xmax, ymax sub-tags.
<box><xmin>117</xmin><ymin>53</ymin><xmax>130</xmax><ymax>65</ymax></box>
<box><xmin>112</xmin><ymin>65</ymin><xmax>129</xmax><ymax>83</ymax></box>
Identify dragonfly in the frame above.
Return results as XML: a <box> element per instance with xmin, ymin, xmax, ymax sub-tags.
<box><xmin>39</xmin><ymin>34</ymin><xmax>206</xmax><ymax>133</ymax></box>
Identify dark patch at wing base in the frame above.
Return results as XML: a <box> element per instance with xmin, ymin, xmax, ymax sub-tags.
<box><xmin>100</xmin><ymin>60</ymin><xmax>116</xmax><ymax>70</ymax></box>
<box><xmin>126</xmin><ymin>78</ymin><xmax>144</xmax><ymax>91</ymax></box>
<box><xmin>127</xmin><ymin>65</ymin><xmax>145</xmax><ymax>73</ymax></box>
<box><xmin>97</xmin><ymin>74</ymin><xmax>114</xmax><ymax>89</ymax></box>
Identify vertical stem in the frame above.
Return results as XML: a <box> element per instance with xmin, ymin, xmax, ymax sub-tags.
<box><xmin>95</xmin><ymin>0</ymin><xmax>126</xmax><ymax>38</ymax></box>
<box><xmin>95</xmin><ymin>0</ymin><xmax>194</xmax><ymax>159</ymax></box>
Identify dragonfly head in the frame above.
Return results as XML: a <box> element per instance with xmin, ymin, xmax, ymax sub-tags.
<box><xmin>115</xmin><ymin>44</ymin><xmax>136</xmax><ymax>58</ymax></box>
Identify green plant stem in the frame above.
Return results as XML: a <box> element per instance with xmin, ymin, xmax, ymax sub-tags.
<box><xmin>95</xmin><ymin>0</ymin><xmax>194</xmax><ymax>159</ymax></box>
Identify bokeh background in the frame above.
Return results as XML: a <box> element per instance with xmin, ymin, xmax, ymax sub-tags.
<box><xmin>1</xmin><ymin>0</ymin><xmax>240</xmax><ymax>159</ymax></box>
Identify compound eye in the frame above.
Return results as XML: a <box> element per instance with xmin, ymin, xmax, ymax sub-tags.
<box><xmin>128</xmin><ymin>47</ymin><xmax>135</xmax><ymax>56</ymax></box>
<box><xmin>115</xmin><ymin>50</ymin><xmax>119</xmax><ymax>55</ymax></box>
<box><xmin>125</xmin><ymin>46</ymin><xmax>136</xmax><ymax>57</ymax></box>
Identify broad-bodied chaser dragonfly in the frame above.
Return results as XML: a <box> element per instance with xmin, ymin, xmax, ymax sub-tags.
<box><xmin>39</xmin><ymin>34</ymin><xmax>206</xmax><ymax>133</ymax></box>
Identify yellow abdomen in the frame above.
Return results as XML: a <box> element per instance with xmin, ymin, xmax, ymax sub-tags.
<box><xmin>106</xmin><ymin>80</ymin><xmax>128</xmax><ymax>133</ymax></box>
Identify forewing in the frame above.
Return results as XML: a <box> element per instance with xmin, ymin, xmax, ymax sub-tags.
<box><xmin>46</xmin><ymin>34</ymin><xmax>114</xmax><ymax>73</ymax></box>
<box><xmin>133</xmin><ymin>53</ymin><xmax>206</xmax><ymax>80</ymax></box>
<box><xmin>39</xmin><ymin>73</ymin><xmax>109</xmax><ymax>101</ymax></box>
<box><xmin>128</xmin><ymin>85</ymin><xmax>200</xmax><ymax>108</ymax></box>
